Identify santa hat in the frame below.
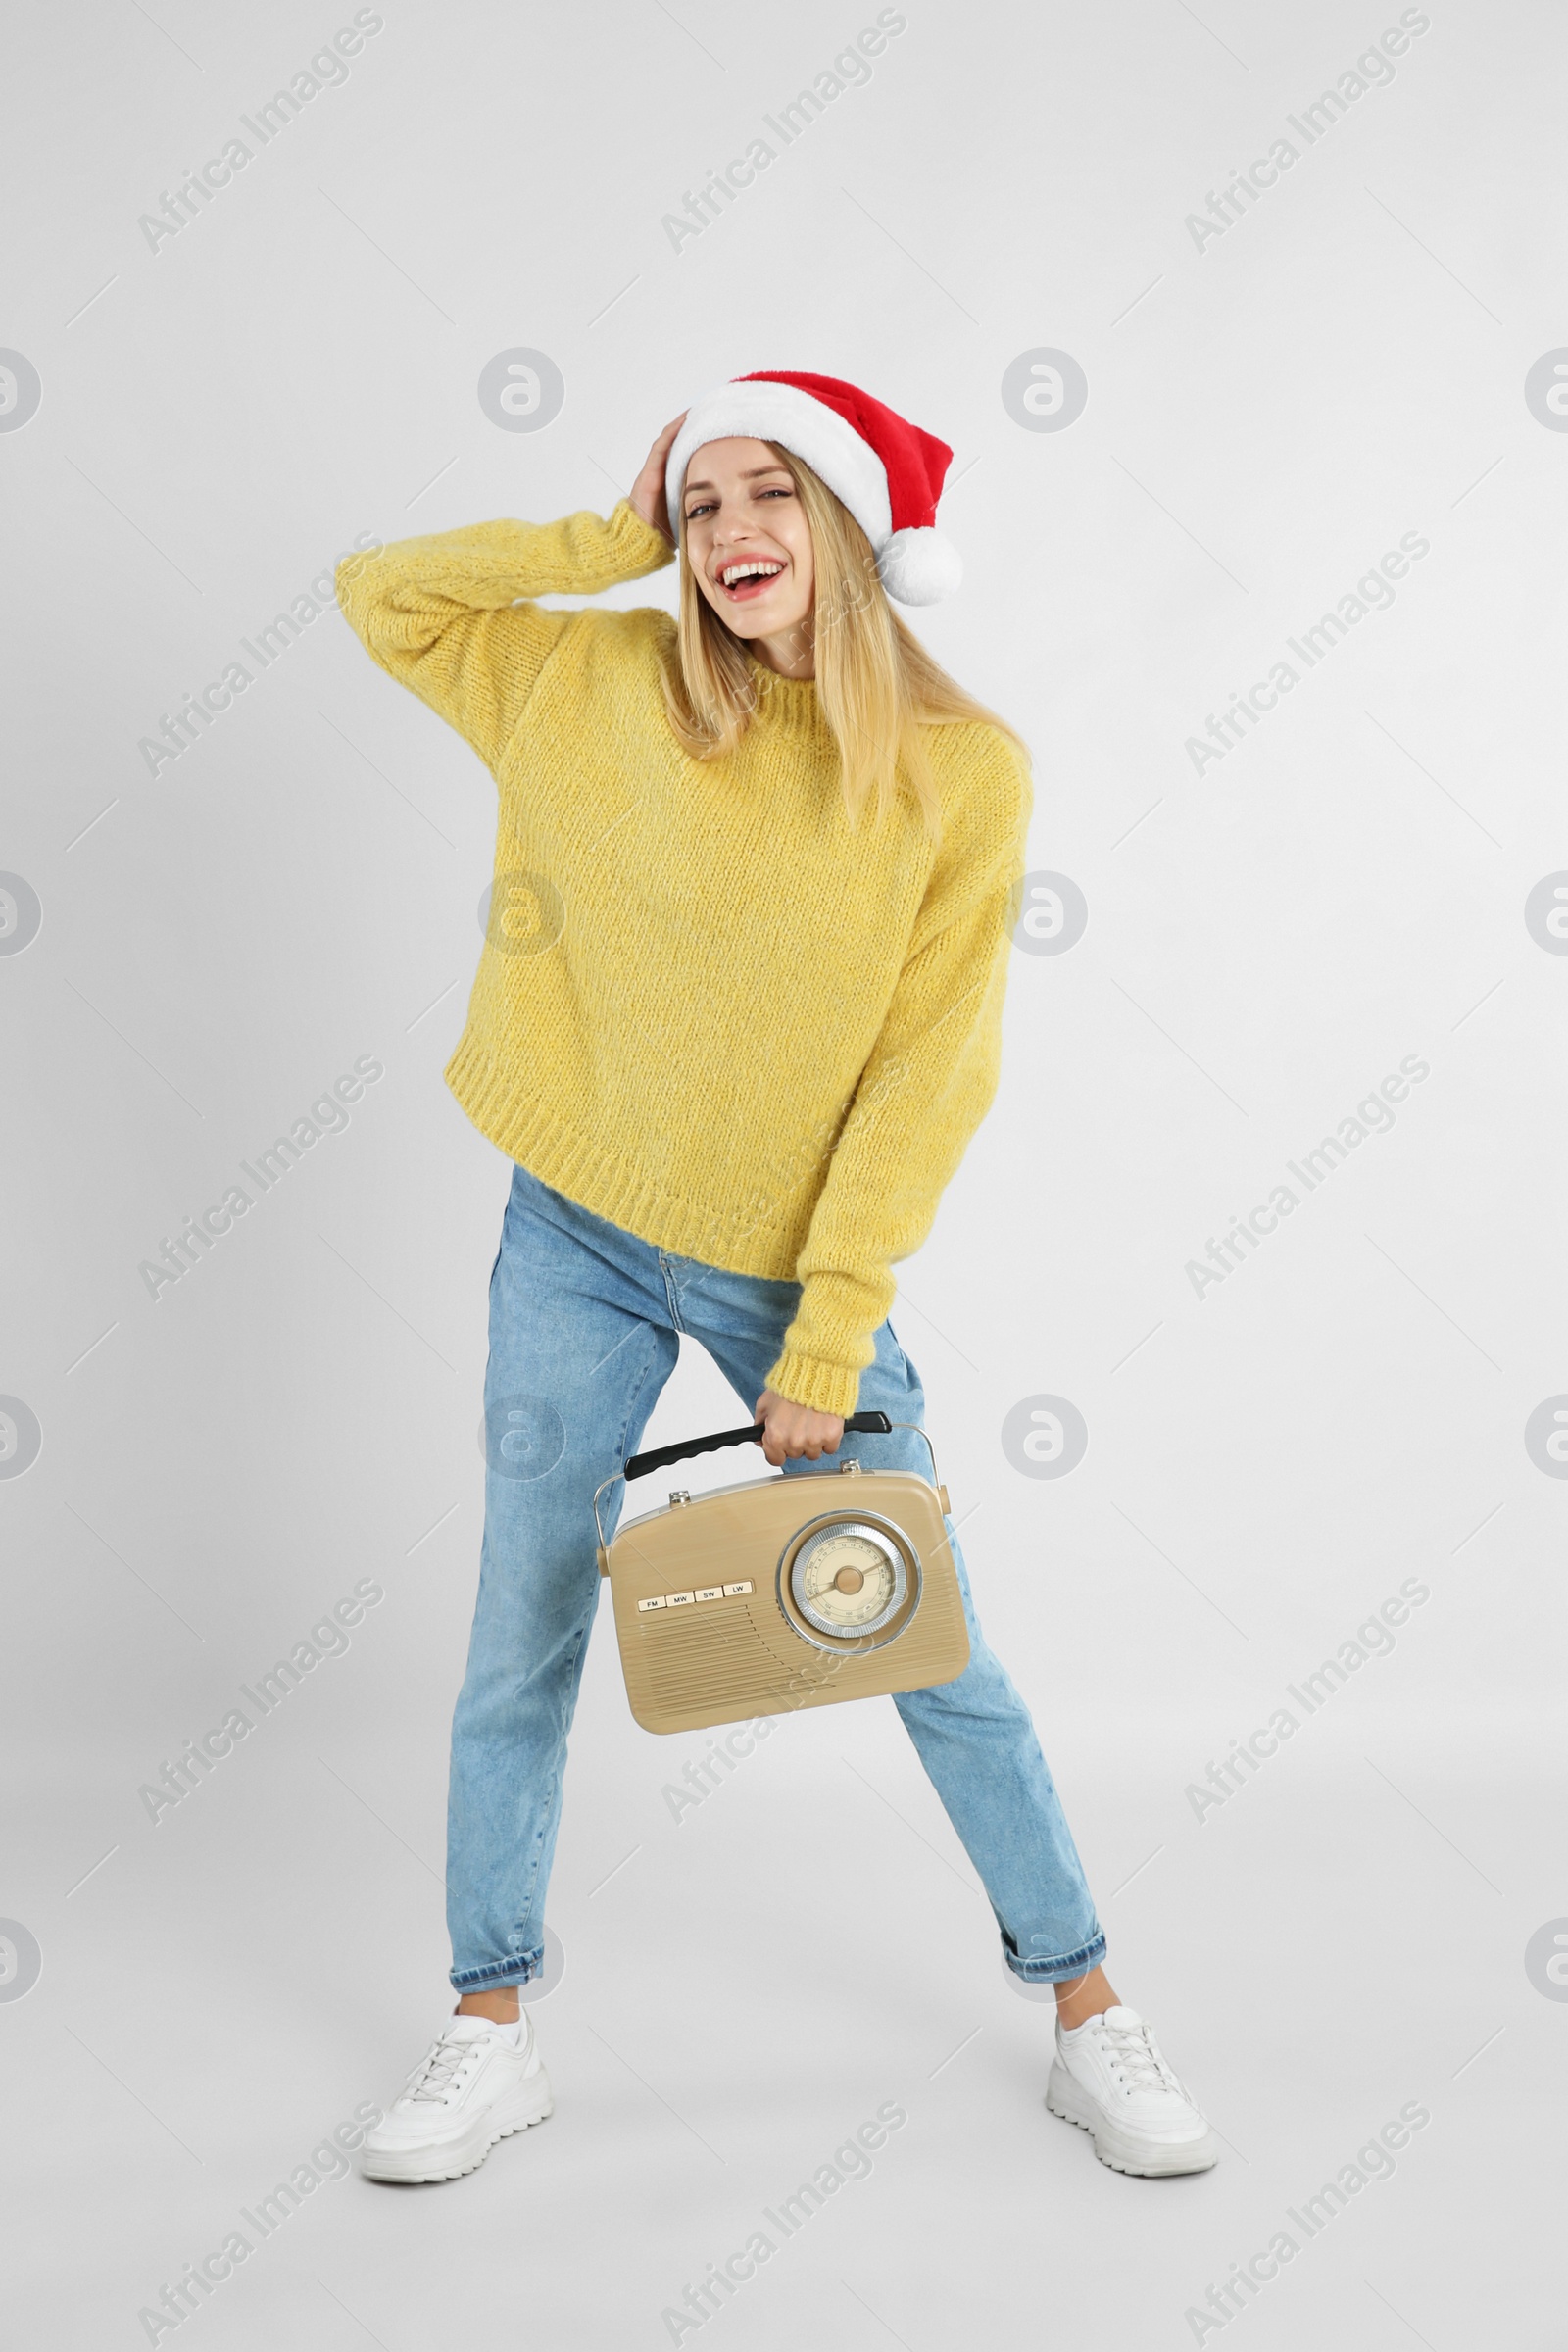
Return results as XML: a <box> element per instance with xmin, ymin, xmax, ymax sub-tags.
<box><xmin>663</xmin><ymin>369</ymin><xmax>962</xmax><ymax>606</ymax></box>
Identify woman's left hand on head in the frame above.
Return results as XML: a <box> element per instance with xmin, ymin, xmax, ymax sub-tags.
<box><xmin>629</xmin><ymin>412</ymin><xmax>689</xmax><ymax>542</ymax></box>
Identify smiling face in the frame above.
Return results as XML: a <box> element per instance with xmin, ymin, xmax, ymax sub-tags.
<box><xmin>679</xmin><ymin>436</ymin><xmax>815</xmax><ymax>659</ymax></box>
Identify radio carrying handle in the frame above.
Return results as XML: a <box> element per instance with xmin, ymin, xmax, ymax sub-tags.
<box><xmin>624</xmin><ymin>1409</ymin><xmax>897</xmax><ymax>1483</ymax></box>
<box><xmin>590</xmin><ymin>1414</ymin><xmax>942</xmax><ymax>1569</ymax></box>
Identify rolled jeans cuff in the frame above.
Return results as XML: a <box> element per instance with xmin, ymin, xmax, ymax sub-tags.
<box><xmin>1003</xmin><ymin>1929</ymin><xmax>1107</xmax><ymax>1985</ymax></box>
<box><xmin>450</xmin><ymin>1950</ymin><xmax>544</xmax><ymax>1994</ymax></box>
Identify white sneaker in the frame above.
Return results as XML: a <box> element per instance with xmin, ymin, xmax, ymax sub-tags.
<box><xmin>1046</xmin><ymin>2003</ymin><xmax>1217</xmax><ymax>2177</ymax></box>
<box><xmin>359</xmin><ymin>2009</ymin><xmax>553</xmax><ymax>2183</ymax></box>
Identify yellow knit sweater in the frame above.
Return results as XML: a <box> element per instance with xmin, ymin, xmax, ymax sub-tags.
<box><xmin>336</xmin><ymin>500</ymin><xmax>1031</xmax><ymax>1416</ymax></box>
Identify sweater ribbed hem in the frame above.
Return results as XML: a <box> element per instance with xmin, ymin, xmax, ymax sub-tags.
<box><xmin>445</xmin><ymin>1030</ymin><xmax>813</xmax><ymax>1278</ymax></box>
<box><xmin>760</xmin><ymin>1347</ymin><xmax>864</xmax><ymax>1419</ymax></box>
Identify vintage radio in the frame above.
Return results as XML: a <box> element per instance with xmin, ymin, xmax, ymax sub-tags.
<box><xmin>593</xmin><ymin>1410</ymin><xmax>969</xmax><ymax>1736</ymax></box>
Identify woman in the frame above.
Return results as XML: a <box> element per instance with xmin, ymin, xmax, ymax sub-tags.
<box><xmin>336</xmin><ymin>370</ymin><xmax>1214</xmax><ymax>2185</ymax></box>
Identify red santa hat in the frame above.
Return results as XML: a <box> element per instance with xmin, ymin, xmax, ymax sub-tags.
<box><xmin>663</xmin><ymin>369</ymin><xmax>962</xmax><ymax>606</ymax></box>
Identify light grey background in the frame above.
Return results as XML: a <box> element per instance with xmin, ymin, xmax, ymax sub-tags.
<box><xmin>3</xmin><ymin>0</ymin><xmax>1562</xmax><ymax>2344</ymax></box>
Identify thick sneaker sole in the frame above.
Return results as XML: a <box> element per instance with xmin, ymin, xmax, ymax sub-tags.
<box><xmin>359</xmin><ymin>2065</ymin><xmax>554</xmax><ymax>2184</ymax></box>
<box><xmin>1046</xmin><ymin>2059</ymin><xmax>1217</xmax><ymax>2178</ymax></box>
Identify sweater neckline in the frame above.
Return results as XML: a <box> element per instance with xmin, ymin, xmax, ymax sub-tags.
<box><xmin>743</xmin><ymin>650</ymin><xmax>828</xmax><ymax>743</ymax></box>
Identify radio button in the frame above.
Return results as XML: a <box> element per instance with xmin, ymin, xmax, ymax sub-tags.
<box><xmin>665</xmin><ymin>1591</ymin><xmax>697</xmax><ymax>1607</ymax></box>
<box><xmin>637</xmin><ymin>1594</ymin><xmax>667</xmax><ymax>1613</ymax></box>
<box><xmin>722</xmin><ymin>1581</ymin><xmax>753</xmax><ymax>1596</ymax></box>
<box><xmin>694</xmin><ymin>1585</ymin><xmax>723</xmax><ymax>1603</ymax></box>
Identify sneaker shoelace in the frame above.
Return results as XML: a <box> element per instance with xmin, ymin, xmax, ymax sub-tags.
<box><xmin>406</xmin><ymin>2032</ymin><xmax>485</xmax><ymax>2105</ymax></box>
<box><xmin>1094</xmin><ymin>2018</ymin><xmax>1176</xmax><ymax>2095</ymax></box>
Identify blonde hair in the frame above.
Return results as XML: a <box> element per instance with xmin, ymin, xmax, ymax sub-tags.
<box><xmin>660</xmin><ymin>443</ymin><xmax>1029</xmax><ymax>846</ymax></box>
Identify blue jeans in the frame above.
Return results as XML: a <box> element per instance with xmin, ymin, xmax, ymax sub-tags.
<box><xmin>447</xmin><ymin>1163</ymin><xmax>1105</xmax><ymax>1991</ymax></box>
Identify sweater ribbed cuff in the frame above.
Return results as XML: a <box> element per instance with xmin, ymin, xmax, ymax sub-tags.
<box><xmin>609</xmin><ymin>496</ymin><xmax>677</xmax><ymax>568</ymax></box>
<box><xmin>762</xmin><ymin>1348</ymin><xmax>863</xmax><ymax>1419</ymax></box>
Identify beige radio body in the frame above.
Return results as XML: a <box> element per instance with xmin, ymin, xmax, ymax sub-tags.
<box><xmin>594</xmin><ymin>1421</ymin><xmax>969</xmax><ymax>1737</ymax></box>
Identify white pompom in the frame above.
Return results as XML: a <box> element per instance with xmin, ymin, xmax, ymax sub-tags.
<box><xmin>876</xmin><ymin>527</ymin><xmax>963</xmax><ymax>606</ymax></box>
